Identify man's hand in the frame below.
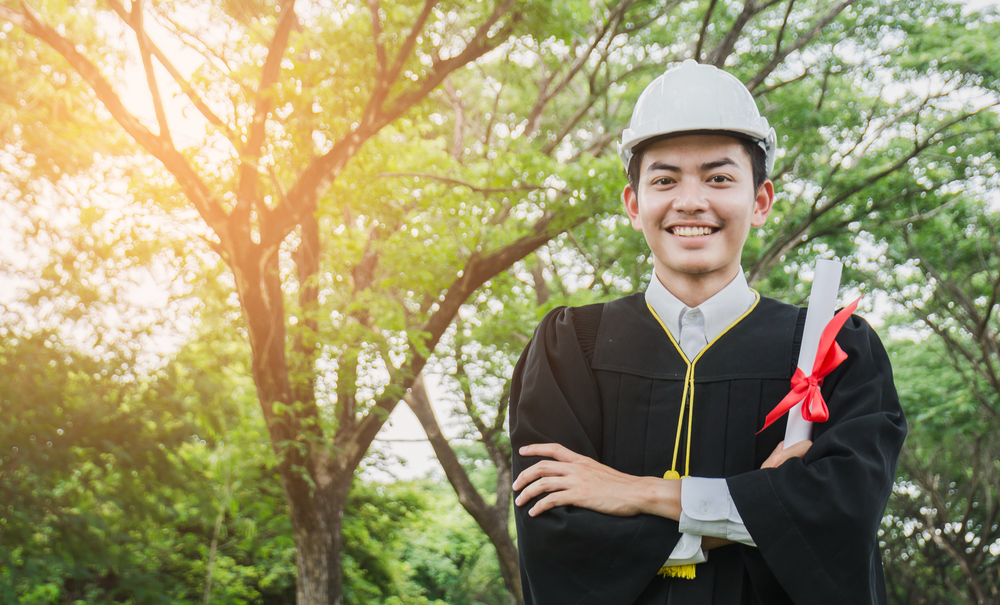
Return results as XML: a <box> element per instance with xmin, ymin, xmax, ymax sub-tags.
<box><xmin>513</xmin><ymin>443</ymin><xmax>681</xmax><ymax>519</ymax></box>
<box><xmin>760</xmin><ymin>440</ymin><xmax>812</xmax><ymax>469</ymax></box>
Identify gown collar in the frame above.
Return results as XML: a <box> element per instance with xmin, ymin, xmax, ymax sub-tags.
<box><xmin>645</xmin><ymin>269</ymin><xmax>757</xmax><ymax>345</ymax></box>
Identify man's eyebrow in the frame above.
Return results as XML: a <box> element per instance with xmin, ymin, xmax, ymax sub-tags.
<box><xmin>700</xmin><ymin>157</ymin><xmax>739</xmax><ymax>171</ymax></box>
<box><xmin>646</xmin><ymin>161</ymin><xmax>681</xmax><ymax>173</ymax></box>
<box><xmin>645</xmin><ymin>157</ymin><xmax>740</xmax><ymax>173</ymax></box>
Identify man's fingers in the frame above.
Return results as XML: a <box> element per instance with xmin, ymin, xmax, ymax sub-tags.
<box><xmin>784</xmin><ymin>440</ymin><xmax>812</xmax><ymax>458</ymax></box>
<box><xmin>518</xmin><ymin>443</ymin><xmax>582</xmax><ymax>463</ymax></box>
<box><xmin>761</xmin><ymin>439</ymin><xmax>813</xmax><ymax>469</ymax></box>
<box><xmin>513</xmin><ymin>443</ymin><xmax>590</xmax><ymax>491</ymax></box>
<box><xmin>529</xmin><ymin>491</ymin><xmax>570</xmax><ymax>517</ymax></box>
<box><xmin>513</xmin><ymin>460</ymin><xmax>568</xmax><ymax>491</ymax></box>
<box><xmin>515</xmin><ymin>477</ymin><xmax>566</xmax><ymax>506</ymax></box>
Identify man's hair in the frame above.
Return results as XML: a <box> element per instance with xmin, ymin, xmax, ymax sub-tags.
<box><xmin>626</xmin><ymin>134</ymin><xmax>768</xmax><ymax>196</ymax></box>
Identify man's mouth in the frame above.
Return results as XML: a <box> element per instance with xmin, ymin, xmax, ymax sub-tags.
<box><xmin>669</xmin><ymin>225</ymin><xmax>718</xmax><ymax>237</ymax></box>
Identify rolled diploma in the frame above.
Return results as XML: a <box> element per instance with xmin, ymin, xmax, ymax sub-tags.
<box><xmin>784</xmin><ymin>259</ymin><xmax>844</xmax><ymax>447</ymax></box>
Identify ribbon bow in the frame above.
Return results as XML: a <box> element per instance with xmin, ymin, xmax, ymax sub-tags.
<box><xmin>759</xmin><ymin>296</ymin><xmax>862</xmax><ymax>433</ymax></box>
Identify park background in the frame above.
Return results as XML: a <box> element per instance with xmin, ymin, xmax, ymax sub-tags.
<box><xmin>1</xmin><ymin>0</ymin><xmax>999</xmax><ymax>603</ymax></box>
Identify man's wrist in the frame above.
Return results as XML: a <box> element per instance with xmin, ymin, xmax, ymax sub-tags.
<box><xmin>636</xmin><ymin>476</ymin><xmax>682</xmax><ymax>520</ymax></box>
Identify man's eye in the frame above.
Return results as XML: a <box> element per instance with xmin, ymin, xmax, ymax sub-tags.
<box><xmin>653</xmin><ymin>177</ymin><xmax>674</xmax><ymax>185</ymax></box>
<box><xmin>709</xmin><ymin>175</ymin><xmax>730</xmax><ymax>183</ymax></box>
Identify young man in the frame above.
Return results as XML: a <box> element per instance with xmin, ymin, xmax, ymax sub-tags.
<box><xmin>509</xmin><ymin>60</ymin><xmax>906</xmax><ymax>604</ymax></box>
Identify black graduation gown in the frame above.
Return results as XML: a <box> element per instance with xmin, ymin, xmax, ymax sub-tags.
<box><xmin>510</xmin><ymin>292</ymin><xmax>906</xmax><ymax>605</ymax></box>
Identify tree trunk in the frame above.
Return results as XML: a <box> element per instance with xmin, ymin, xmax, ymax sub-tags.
<box><xmin>406</xmin><ymin>374</ymin><xmax>523</xmax><ymax>603</ymax></box>
<box><xmin>284</xmin><ymin>476</ymin><xmax>351</xmax><ymax>605</ymax></box>
<box><xmin>232</xmin><ymin>243</ymin><xmax>350</xmax><ymax>604</ymax></box>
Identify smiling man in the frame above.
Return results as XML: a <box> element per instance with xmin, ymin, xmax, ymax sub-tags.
<box><xmin>509</xmin><ymin>61</ymin><xmax>906</xmax><ymax>605</ymax></box>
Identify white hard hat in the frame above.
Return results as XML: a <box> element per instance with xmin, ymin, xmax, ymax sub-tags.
<box><xmin>618</xmin><ymin>59</ymin><xmax>777</xmax><ymax>175</ymax></box>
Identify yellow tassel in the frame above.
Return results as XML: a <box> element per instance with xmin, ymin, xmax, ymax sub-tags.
<box><xmin>658</xmin><ymin>564</ymin><xmax>696</xmax><ymax>579</ymax></box>
<box><xmin>659</xmin><ymin>470</ymin><xmax>695</xmax><ymax>579</ymax></box>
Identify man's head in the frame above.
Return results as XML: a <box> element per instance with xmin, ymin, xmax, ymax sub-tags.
<box><xmin>617</xmin><ymin>61</ymin><xmax>776</xmax><ymax>300</ymax></box>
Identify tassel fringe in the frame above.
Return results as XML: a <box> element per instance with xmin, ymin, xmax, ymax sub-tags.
<box><xmin>658</xmin><ymin>564</ymin><xmax>696</xmax><ymax>579</ymax></box>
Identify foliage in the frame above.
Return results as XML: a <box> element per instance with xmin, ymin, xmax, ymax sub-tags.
<box><xmin>0</xmin><ymin>292</ymin><xmax>503</xmax><ymax>604</ymax></box>
<box><xmin>881</xmin><ymin>338</ymin><xmax>1000</xmax><ymax>605</ymax></box>
<box><xmin>396</xmin><ymin>478</ymin><xmax>510</xmax><ymax>605</ymax></box>
<box><xmin>0</xmin><ymin>298</ymin><xmax>298</xmax><ymax>604</ymax></box>
<box><xmin>874</xmin><ymin>175</ymin><xmax>1000</xmax><ymax>604</ymax></box>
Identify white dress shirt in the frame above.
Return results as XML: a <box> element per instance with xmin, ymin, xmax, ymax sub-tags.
<box><xmin>645</xmin><ymin>270</ymin><xmax>759</xmax><ymax>565</ymax></box>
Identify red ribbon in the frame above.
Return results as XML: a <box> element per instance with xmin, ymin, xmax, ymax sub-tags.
<box><xmin>759</xmin><ymin>296</ymin><xmax>862</xmax><ymax>434</ymax></box>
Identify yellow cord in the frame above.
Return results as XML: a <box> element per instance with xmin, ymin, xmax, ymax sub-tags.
<box><xmin>684</xmin><ymin>362</ymin><xmax>695</xmax><ymax>478</ymax></box>
<box><xmin>668</xmin><ymin>362</ymin><xmax>691</xmax><ymax>477</ymax></box>
<box><xmin>647</xmin><ymin>292</ymin><xmax>761</xmax><ymax>580</ymax></box>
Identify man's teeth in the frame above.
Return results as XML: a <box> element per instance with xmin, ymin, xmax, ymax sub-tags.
<box><xmin>673</xmin><ymin>226</ymin><xmax>714</xmax><ymax>237</ymax></box>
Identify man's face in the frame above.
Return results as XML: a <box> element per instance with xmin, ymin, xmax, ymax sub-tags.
<box><xmin>622</xmin><ymin>134</ymin><xmax>774</xmax><ymax>292</ymax></box>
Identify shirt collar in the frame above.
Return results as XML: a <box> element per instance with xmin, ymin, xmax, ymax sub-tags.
<box><xmin>645</xmin><ymin>270</ymin><xmax>756</xmax><ymax>343</ymax></box>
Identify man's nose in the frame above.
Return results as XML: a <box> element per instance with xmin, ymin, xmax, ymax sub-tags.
<box><xmin>672</xmin><ymin>179</ymin><xmax>709</xmax><ymax>213</ymax></box>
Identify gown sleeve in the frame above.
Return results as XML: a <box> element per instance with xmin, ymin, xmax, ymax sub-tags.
<box><xmin>727</xmin><ymin>315</ymin><xmax>907</xmax><ymax>605</ymax></box>
<box><xmin>510</xmin><ymin>306</ymin><xmax>681</xmax><ymax>605</ymax></box>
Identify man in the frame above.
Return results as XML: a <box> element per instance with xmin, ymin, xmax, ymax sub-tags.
<box><xmin>509</xmin><ymin>60</ymin><xmax>906</xmax><ymax>604</ymax></box>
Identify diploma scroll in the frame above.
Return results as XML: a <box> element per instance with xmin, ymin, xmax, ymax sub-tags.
<box><xmin>784</xmin><ymin>259</ymin><xmax>844</xmax><ymax>447</ymax></box>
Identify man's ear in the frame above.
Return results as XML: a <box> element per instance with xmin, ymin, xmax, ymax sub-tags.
<box><xmin>622</xmin><ymin>184</ymin><xmax>643</xmax><ymax>231</ymax></box>
<box><xmin>751</xmin><ymin>180</ymin><xmax>775</xmax><ymax>228</ymax></box>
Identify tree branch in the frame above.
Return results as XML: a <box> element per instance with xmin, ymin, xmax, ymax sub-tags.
<box><xmin>380</xmin><ymin>0</ymin><xmax>518</xmax><ymax>128</ymax></box>
<box><xmin>367</xmin><ymin>0</ymin><xmax>388</xmax><ymax>80</ymax></box>
<box><xmin>269</xmin><ymin>0</ymin><xmax>520</xmax><ymax>247</ymax></box>
<box><xmin>749</xmin><ymin>107</ymin><xmax>991</xmax><ymax>283</ymax></box>
<box><xmin>405</xmin><ymin>372</ymin><xmax>522</xmax><ymax>600</ymax></box>
<box><xmin>443</xmin><ymin>77</ymin><xmax>466</xmax><ymax>159</ymax></box>
<box><xmin>376</xmin><ymin>171</ymin><xmax>555</xmax><ymax>195</ymax></box>
<box><xmin>7</xmin><ymin>1</ymin><xmax>229</xmax><ymax>240</ymax></box>
<box><xmin>385</xmin><ymin>0</ymin><xmax>438</xmax><ymax>88</ymax></box>
<box><xmin>406</xmin><ymin>373</ymin><xmax>492</xmax><ymax>522</ymax></box>
<box><xmin>542</xmin><ymin>60</ymin><xmax>664</xmax><ymax>155</ymax></box>
<box><xmin>705</xmin><ymin>0</ymin><xmax>762</xmax><ymax>67</ymax></box>
<box><xmin>344</xmin><ymin>201</ymin><xmax>587</xmax><ymax>467</ymax></box>
<box><xmin>130</xmin><ymin>0</ymin><xmax>173</xmax><ymax>146</ymax></box>
<box><xmin>628</xmin><ymin>0</ymin><xmax>684</xmax><ymax>32</ymax></box>
<box><xmin>105</xmin><ymin>0</ymin><xmax>236</xmax><ymax>141</ymax></box>
<box><xmin>888</xmin><ymin>196</ymin><xmax>963</xmax><ymax>227</ymax></box>
<box><xmin>774</xmin><ymin>0</ymin><xmax>796</xmax><ymax>56</ymax></box>
<box><xmin>694</xmin><ymin>0</ymin><xmax>719</xmax><ymax>62</ymax></box>
<box><xmin>236</xmin><ymin>0</ymin><xmax>298</xmax><ymax>226</ymax></box>
<box><xmin>753</xmin><ymin>68</ymin><xmax>809</xmax><ymax>98</ymax></box>
<box><xmin>746</xmin><ymin>0</ymin><xmax>857</xmax><ymax>91</ymax></box>
<box><xmin>524</xmin><ymin>0</ymin><xmax>634</xmax><ymax>138</ymax></box>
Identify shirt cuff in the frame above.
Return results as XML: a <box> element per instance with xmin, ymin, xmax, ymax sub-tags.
<box><xmin>679</xmin><ymin>477</ymin><xmax>757</xmax><ymax>547</ymax></box>
<box><xmin>664</xmin><ymin>531</ymin><xmax>707</xmax><ymax>566</ymax></box>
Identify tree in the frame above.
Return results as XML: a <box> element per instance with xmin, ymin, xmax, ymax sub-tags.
<box><xmin>405</xmin><ymin>354</ymin><xmax>519</xmax><ymax>601</ymax></box>
<box><xmin>881</xmin><ymin>338</ymin><xmax>1000</xmax><ymax>605</ymax></box>
<box><xmin>876</xmin><ymin>189</ymin><xmax>1000</xmax><ymax>603</ymax></box>
<box><xmin>887</xmin><ymin>203</ymin><xmax>1000</xmax><ymax>422</ymax></box>
<box><xmin>0</xmin><ymin>0</ymin><xmax>561</xmax><ymax>601</ymax></box>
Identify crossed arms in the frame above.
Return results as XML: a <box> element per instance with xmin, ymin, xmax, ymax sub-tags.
<box><xmin>512</xmin><ymin>440</ymin><xmax>812</xmax><ymax>550</ymax></box>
